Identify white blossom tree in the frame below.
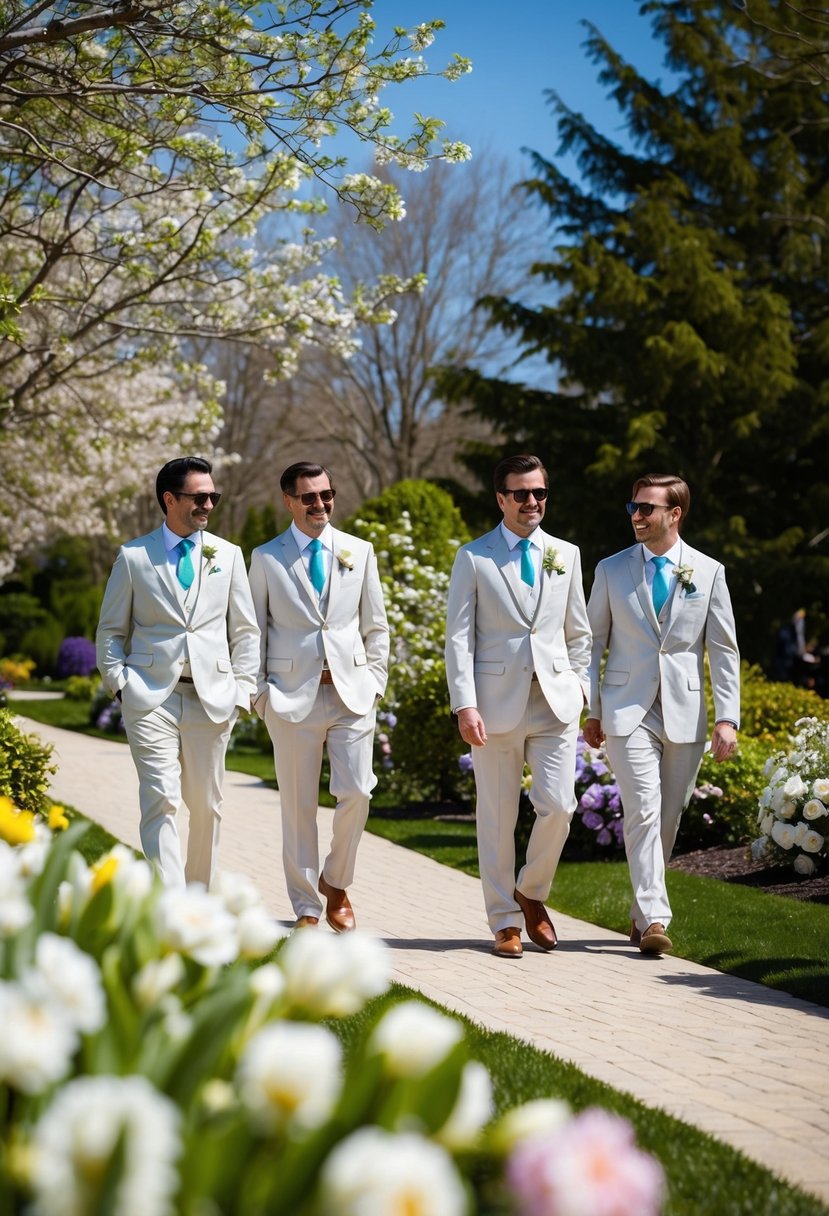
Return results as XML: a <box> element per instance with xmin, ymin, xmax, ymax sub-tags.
<box><xmin>0</xmin><ymin>0</ymin><xmax>471</xmax><ymax>572</ymax></box>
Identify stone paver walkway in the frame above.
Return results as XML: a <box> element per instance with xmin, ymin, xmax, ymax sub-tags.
<box><xmin>14</xmin><ymin>711</ymin><xmax>829</xmax><ymax>1206</ymax></box>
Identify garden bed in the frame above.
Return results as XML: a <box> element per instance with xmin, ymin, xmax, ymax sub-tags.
<box><xmin>669</xmin><ymin>846</ymin><xmax>829</xmax><ymax>904</ymax></box>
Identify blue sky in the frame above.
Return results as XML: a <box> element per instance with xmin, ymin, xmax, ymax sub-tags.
<box><xmin>368</xmin><ymin>0</ymin><xmax>672</xmax><ymax>175</ymax></box>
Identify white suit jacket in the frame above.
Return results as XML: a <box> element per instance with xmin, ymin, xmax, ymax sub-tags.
<box><xmin>248</xmin><ymin>527</ymin><xmax>389</xmax><ymax>723</ymax></box>
<box><xmin>96</xmin><ymin>528</ymin><xmax>260</xmax><ymax>723</ymax></box>
<box><xmin>587</xmin><ymin>541</ymin><xmax>740</xmax><ymax>743</ymax></box>
<box><xmin>445</xmin><ymin>527</ymin><xmax>591</xmax><ymax>734</ymax></box>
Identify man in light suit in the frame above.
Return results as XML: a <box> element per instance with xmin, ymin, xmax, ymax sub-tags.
<box><xmin>445</xmin><ymin>454</ymin><xmax>591</xmax><ymax>959</ymax></box>
<box><xmin>96</xmin><ymin>456</ymin><xmax>259</xmax><ymax>887</ymax></box>
<box><xmin>583</xmin><ymin>473</ymin><xmax>740</xmax><ymax>955</ymax></box>
<box><xmin>248</xmin><ymin>461</ymin><xmax>389</xmax><ymax>932</ymax></box>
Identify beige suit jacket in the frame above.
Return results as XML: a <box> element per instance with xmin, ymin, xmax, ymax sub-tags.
<box><xmin>96</xmin><ymin>528</ymin><xmax>260</xmax><ymax>723</ymax></box>
<box><xmin>445</xmin><ymin>526</ymin><xmax>591</xmax><ymax>734</ymax></box>
<box><xmin>248</xmin><ymin>527</ymin><xmax>389</xmax><ymax>723</ymax></box>
<box><xmin>587</xmin><ymin>541</ymin><xmax>740</xmax><ymax>743</ymax></box>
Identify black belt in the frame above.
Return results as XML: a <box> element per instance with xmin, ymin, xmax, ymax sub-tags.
<box><xmin>319</xmin><ymin>669</ymin><xmax>334</xmax><ymax>685</ymax></box>
<box><xmin>178</xmin><ymin>676</ymin><xmax>195</xmax><ymax>684</ymax></box>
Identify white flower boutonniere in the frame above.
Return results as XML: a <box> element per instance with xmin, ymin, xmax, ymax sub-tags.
<box><xmin>336</xmin><ymin>550</ymin><xmax>354</xmax><ymax>571</ymax></box>
<box><xmin>673</xmin><ymin>563</ymin><xmax>696</xmax><ymax>593</ymax></box>
<box><xmin>202</xmin><ymin>545</ymin><xmax>221</xmax><ymax>575</ymax></box>
<box><xmin>542</xmin><ymin>546</ymin><xmax>566</xmax><ymax>576</ymax></box>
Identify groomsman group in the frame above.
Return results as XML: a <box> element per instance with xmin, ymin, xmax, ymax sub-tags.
<box><xmin>97</xmin><ymin>453</ymin><xmax>739</xmax><ymax>957</ymax></box>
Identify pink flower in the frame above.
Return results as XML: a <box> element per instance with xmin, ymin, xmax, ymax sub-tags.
<box><xmin>506</xmin><ymin>1107</ymin><xmax>664</xmax><ymax>1216</ymax></box>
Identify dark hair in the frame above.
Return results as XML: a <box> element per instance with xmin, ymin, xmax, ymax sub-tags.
<box><xmin>280</xmin><ymin>462</ymin><xmax>334</xmax><ymax>496</ymax></box>
<box><xmin>631</xmin><ymin>473</ymin><xmax>691</xmax><ymax>529</ymax></box>
<box><xmin>493</xmin><ymin>454</ymin><xmax>548</xmax><ymax>496</ymax></box>
<box><xmin>155</xmin><ymin>457</ymin><xmax>212</xmax><ymax>513</ymax></box>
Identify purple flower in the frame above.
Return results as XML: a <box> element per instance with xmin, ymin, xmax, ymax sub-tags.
<box><xmin>606</xmin><ymin>787</ymin><xmax>622</xmax><ymax>812</ymax></box>
<box><xmin>458</xmin><ymin>753</ymin><xmax>474</xmax><ymax>775</ymax></box>
<box><xmin>578</xmin><ymin>782</ymin><xmax>605</xmax><ymax>812</ymax></box>
<box><xmin>581</xmin><ymin>810</ymin><xmax>604</xmax><ymax>831</ymax></box>
<box><xmin>56</xmin><ymin>636</ymin><xmax>97</xmax><ymax>678</ymax></box>
<box><xmin>597</xmin><ymin>828</ymin><xmax>613</xmax><ymax>846</ymax></box>
<box><xmin>379</xmin><ymin>711</ymin><xmax>398</xmax><ymax>730</ymax></box>
<box><xmin>589</xmin><ymin>760</ymin><xmax>609</xmax><ymax>778</ymax></box>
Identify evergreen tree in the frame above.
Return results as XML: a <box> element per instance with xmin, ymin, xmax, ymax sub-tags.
<box><xmin>440</xmin><ymin>0</ymin><xmax>829</xmax><ymax>666</ymax></box>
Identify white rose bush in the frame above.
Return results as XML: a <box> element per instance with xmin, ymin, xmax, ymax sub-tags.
<box><xmin>0</xmin><ymin>797</ymin><xmax>663</xmax><ymax>1215</ymax></box>
<box><xmin>752</xmin><ymin>717</ymin><xmax>829</xmax><ymax>875</ymax></box>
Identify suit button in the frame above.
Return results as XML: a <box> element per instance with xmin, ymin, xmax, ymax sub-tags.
<box><xmin>531</xmin><ymin>628</ymin><xmax>537</xmax><ymax>634</ymax></box>
<box><xmin>322</xmin><ymin>625</ymin><xmax>329</xmax><ymax>631</ymax></box>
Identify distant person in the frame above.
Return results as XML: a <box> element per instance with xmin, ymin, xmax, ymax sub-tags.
<box><xmin>583</xmin><ymin>474</ymin><xmax>740</xmax><ymax>956</ymax></box>
<box><xmin>445</xmin><ymin>454</ymin><xmax>591</xmax><ymax>959</ymax></box>
<box><xmin>774</xmin><ymin>609</ymin><xmax>819</xmax><ymax>688</ymax></box>
<box><xmin>96</xmin><ymin>457</ymin><xmax>259</xmax><ymax>887</ymax></box>
<box><xmin>248</xmin><ymin>462</ymin><xmax>389</xmax><ymax>932</ymax></box>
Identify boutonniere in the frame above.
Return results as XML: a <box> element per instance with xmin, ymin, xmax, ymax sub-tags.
<box><xmin>542</xmin><ymin>546</ymin><xmax>566</xmax><ymax>576</ymax></box>
<box><xmin>336</xmin><ymin>550</ymin><xmax>354</xmax><ymax>571</ymax></box>
<box><xmin>202</xmin><ymin>545</ymin><xmax>221</xmax><ymax>575</ymax></box>
<box><xmin>673</xmin><ymin>563</ymin><xmax>696</xmax><ymax>593</ymax></box>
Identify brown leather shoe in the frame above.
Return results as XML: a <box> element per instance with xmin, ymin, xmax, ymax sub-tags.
<box><xmin>629</xmin><ymin>921</ymin><xmax>641</xmax><ymax>946</ymax></box>
<box><xmin>293</xmin><ymin>915</ymin><xmax>319</xmax><ymax>930</ymax></box>
<box><xmin>492</xmin><ymin>927</ymin><xmax>523</xmax><ymax>958</ymax></box>
<box><xmin>318</xmin><ymin>874</ymin><xmax>356</xmax><ymax>933</ymax></box>
<box><xmin>639</xmin><ymin>923</ymin><xmax>673</xmax><ymax>954</ymax></box>
<box><xmin>514</xmin><ymin>888</ymin><xmax>558</xmax><ymax>951</ymax></box>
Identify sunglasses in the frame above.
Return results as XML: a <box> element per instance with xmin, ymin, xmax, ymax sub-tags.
<box><xmin>625</xmin><ymin>501</ymin><xmax>672</xmax><ymax>517</ymax></box>
<box><xmin>503</xmin><ymin>487</ymin><xmax>548</xmax><ymax>503</ymax></box>
<box><xmin>289</xmin><ymin>489</ymin><xmax>336</xmax><ymax>505</ymax></box>
<box><xmin>173</xmin><ymin>491</ymin><xmax>222</xmax><ymax>508</ymax></box>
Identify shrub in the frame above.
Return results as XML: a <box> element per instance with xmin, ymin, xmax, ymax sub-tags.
<box><xmin>56</xmin><ymin>636</ymin><xmax>97</xmax><ymax>678</ymax></box>
<box><xmin>676</xmin><ymin>737</ymin><xmax>770</xmax><ymax>852</ymax></box>
<box><xmin>381</xmin><ymin>666</ymin><xmax>467</xmax><ymax>803</ymax></box>
<box><xmin>0</xmin><ymin>655</ymin><xmax>36</xmax><ymax>687</ymax></box>
<box><xmin>0</xmin><ymin>706</ymin><xmax>55</xmax><ymax>814</ymax></box>
<box><xmin>90</xmin><ymin>684</ymin><xmax>124</xmax><ymax>733</ymax></box>
<box><xmin>733</xmin><ymin>663</ymin><xmax>829</xmax><ymax>741</ymax></box>
<box><xmin>345</xmin><ymin>479</ymin><xmax>470</xmax><ymax>574</ymax></box>
<box><xmin>64</xmin><ymin>674</ymin><xmax>99</xmax><ymax>701</ymax></box>
<box><xmin>751</xmin><ymin>717</ymin><xmax>829</xmax><ymax>876</ymax></box>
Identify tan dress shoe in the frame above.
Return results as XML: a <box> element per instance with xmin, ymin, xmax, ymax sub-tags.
<box><xmin>639</xmin><ymin>923</ymin><xmax>673</xmax><ymax>954</ymax></box>
<box><xmin>293</xmin><ymin>915</ymin><xmax>319</xmax><ymax>930</ymax></box>
<box><xmin>318</xmin><ymin>874</ymin><xmax>356</xmax><ymax>933</ymax></box>
<box><xmin>492</xmin><ymin>927</ymin><xmax>523</xmax><ymax>958</ymax></box>
<box><xmin>514</xmin><ymin>888</ymin><xmax>558</xmax><ymax>951</ymax></box>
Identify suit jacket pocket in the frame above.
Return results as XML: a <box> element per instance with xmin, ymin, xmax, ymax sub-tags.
<box><xmin>126</xmin><ymin>652</ymin><xmax>153</xmax><ymax>668</ymax></box>
<box><xmin>267</xmin><ymin>657</ymin><xmax>293</xmax><ymax>673</ymax></box>
<box><xmin>216</xmin><ymin>659</ymin><xmax>232</xmax><ymax>673</ymax></box>
<box><xmin>602</xmin><ymin>668</ymin><xmax>629</xmax><ymax>686</ymax></box>
<box><xmin>474</xmin><ymin>661</ymin><xmax>506</xmax><ymax>676</ymax></box>
<box><xmin>353</xmin><ymin>652</ymin><xmax>367</xmax><ymax>667</ymax></box>
<box><xmin>552</xmin><ymin>658</ymin><xmax>571</xmax><ymax>673</ymax></box>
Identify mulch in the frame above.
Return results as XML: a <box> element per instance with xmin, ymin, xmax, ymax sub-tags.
<box><xmin>669</xmin><ymin>846</ymin><xmax>829</xmax><ymax>904</ymax></box>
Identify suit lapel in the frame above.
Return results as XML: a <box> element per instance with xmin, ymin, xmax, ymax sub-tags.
<box><xmin>148</xmin><ymin>528</ymin><xmax>186</xmax><ymax>620</ymax></box>
<box><xmin>662</xmin><ymin>541</ymin><xmax>696</xmax><ymax>639</ymax></box>
<box><xmin>628</xmin><ymin>546</ymin><xmax>661</xmax><ymax>637</ymax></box>
<box><xmin>491</xmin><ymin>528</ymin><xmax>536</xmax><ymax>623</ymax></box>
<box><xmin>280</xmin><ymin>530</ymin><xmax>323</xmax><ymax>620</ymax></box>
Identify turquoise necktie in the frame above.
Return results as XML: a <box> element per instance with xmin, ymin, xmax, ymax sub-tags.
<box><xmin>175</xmin><ymin>538</ymin><xmax>195</xmax><ymax>589</ymax></box>
<box><xmin>308</xmin><ymin>538</ymin><xmax>326</xmax><ymax>594</ymax></box>
<box><xmin>652</xmin><ymin>555</ymin><xmax>670</xmax><ymax>616</ymax></box>
<box><xmin>518</xmin><ymin>538</ymin><xmax>535</xmax><ymax>587</ymax></box>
